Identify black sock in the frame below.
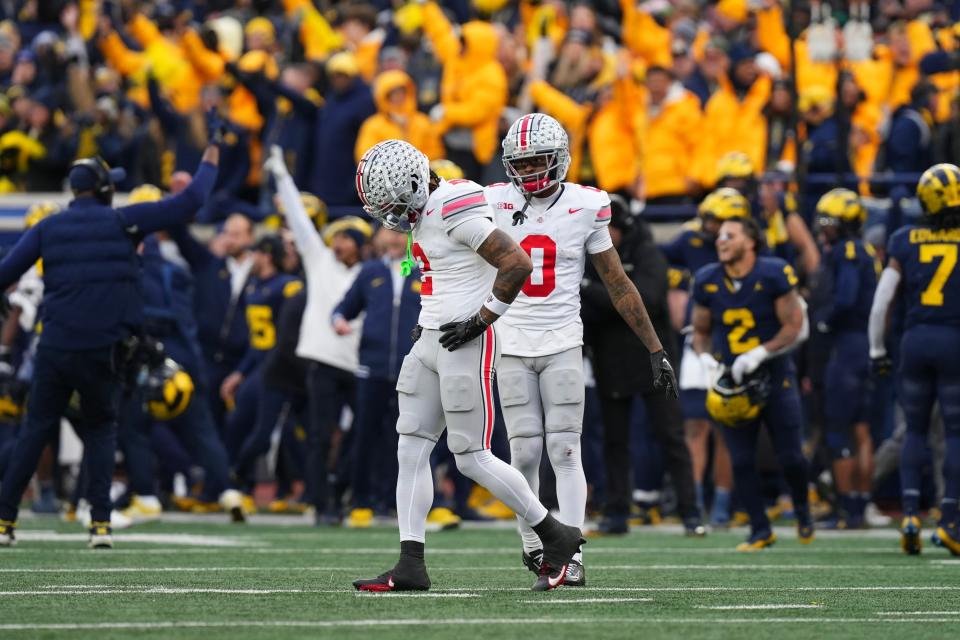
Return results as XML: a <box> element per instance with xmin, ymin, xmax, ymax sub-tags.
<box><xmin>399</xmin><ymin>540</ymin><xmax>425</xmax><ymax>562</ymax></box>
<box><xmin>532</xmin><ymin>513</ymin><xmax>563</xmax><ymax>543</ymax></box>
<box><xmin>394</xmin><ymin>540</ymin><xmax>427</xmax><ymax>581</ymax></box>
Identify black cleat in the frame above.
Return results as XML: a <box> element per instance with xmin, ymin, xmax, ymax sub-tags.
<box><xmin>353</xmin><ymin>562</ymin><xmax>431</xmax><ymax>592</ymax></box>
<box><xmin>684</xmin><ymin>516</ymin><xmax>707</xmax><ymax>537</ymax></box>
<box><xmin>564</xmin><ymin>559</ymin><xmax>586</xmax><ymax>587</ymax></box>
<box><xmin>522</xmin><ymin>549</ymin><xmax>543</xmax><ymax>575</ymax></box>
<box><xmin>532</xmin><ymin>523</ymin><xmax>582</xmax><ymax>591</ymax></box>
<box><xmin>531</xmin><ymin>561</ymin><xmax>568</xmax><ymax>591</ymax></box>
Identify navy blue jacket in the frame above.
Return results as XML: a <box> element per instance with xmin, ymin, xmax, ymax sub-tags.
<box><xmin>168</xmin><ymin>226</ymin><xmax>250</xmax><ymax>372</ymax></box>
<box><xmin>307</xmin><ymin>78</ymin><xmax>375</xmax><ymax>207</ymax></box>
<box><xmin>0</xmin><ymin>161</ymin><xmax>217</xmax><ymax>349</ymax></box>
<box><xmin>885</xmin><ymin>106</ymin><xmax>932</xmax><ymax>174</ymax></box>
<box><xmin>141</xmin><ymin>237</ymin><xmax>207</xmax><ymax>388</ymax></box>
<box><xmin>333</xmin><ymin>258</ymin><xmax>421</xmax><ymax>380</ymax></box>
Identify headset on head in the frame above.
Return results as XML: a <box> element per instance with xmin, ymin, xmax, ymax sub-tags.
<box><xmin>70</xmin><ymin>156</ymin><xmax>116</xmax><ymax>205</ymax></box>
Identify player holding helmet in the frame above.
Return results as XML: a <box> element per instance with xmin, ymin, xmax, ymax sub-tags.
<box><xmin>351</xmin><ymin>140</ymin><xmax>582</xmax><ymax>592</ymax></box>
<box><xmin>486</xmin><ymin>113</ymin><xmax>678</xmax><ymax>585</ymax></box>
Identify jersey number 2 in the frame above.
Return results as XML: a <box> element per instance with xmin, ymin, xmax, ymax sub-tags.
<box><xmin>723</xmin><ymin>308</ymin><xmax>761</xmax><ymax>355</ymax></box>
<box><xmin>520</xmin><ymin>235</ymin><xmax>557</xmax><ymax>298</ymax></box>
<box><xmin>411</xmin><ymin>242</ymin><xmax>433</xmax><ymax>295</ymax></box>
<box><xmin>919</xmin><ymin>244</ymin><xmax>957</xmax><ymax>307</ymax></box>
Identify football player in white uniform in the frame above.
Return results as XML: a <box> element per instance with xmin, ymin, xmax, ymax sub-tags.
<box><xmin>486</xmin><ymin>114</ymin><xmax>679</xmax><ymax>586</ymax></box>
<box><xmin>351</xmin><ymin>140</ymin><xmax>582</xmax><ymax>592</ymax></box>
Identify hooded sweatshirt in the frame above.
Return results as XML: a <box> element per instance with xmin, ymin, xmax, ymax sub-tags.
<box><xmin>354</xmin><ymin>70</ymin><xmax>443</xmax><ymax>162</ymax></box>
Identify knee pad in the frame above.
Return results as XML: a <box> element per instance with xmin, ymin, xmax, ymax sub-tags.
<box><xmin>509</xmin><ymin>436</ymin><xmax>543</xmax><ymax>471</ymax></box>
<box><xmin>545</xmin><ymin>432</ymin><xmax>582</xmax><ymax>472</ymax></box>
<box><xmin>453</xmin><ymin>450</ymin><xmax>487</xmax><ymax>481</ymax></box>
<box><xmin>500</xmin><ymin>368</ymin><xmax>543</xmax><ymax>438</ymax></box>
<box><xmin>395</xmin><ymin>412</ymin><xmax>439</xmax><ymax>443</ymax></box>
<box><xmin>541</xmin><ymin>367</ymin><xmax>585</xmax><ymax>433</ymax></box>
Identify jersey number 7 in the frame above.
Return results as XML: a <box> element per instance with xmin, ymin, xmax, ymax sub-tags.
<box><xmin>519</xmin><ymin>235</ymin><xmax>557</xmax><ymax>298</ymax></box>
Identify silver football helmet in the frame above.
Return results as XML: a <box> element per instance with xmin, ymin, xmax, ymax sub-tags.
<box><xmin>356</xmin><ymin>140</ymin><xmax>430</xmax><ymax>231</ymax></box>
<box><xmin>502</xmin><ymin>113</ymin><xmax>570</xmax><ymax>195</ymax></box>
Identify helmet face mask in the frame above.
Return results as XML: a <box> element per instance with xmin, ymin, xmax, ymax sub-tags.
<box><xmin>502</xmin><ymin>114</ymin><xmax>570</xmax><ymax>196</ymax></box>
<box><xmin>815</xmin><ymin>188</ymin><xmax>865</xmax><ymax>240</ymax></box>
<box><xmin>706</xmin><ymin>366</ymin><xmax>771</xmax><ymax>427</ymax></box>
<box><xmin>356</xmin><ymin>140</ymin><xmax>431</xmax><ymax>232</ymax></box>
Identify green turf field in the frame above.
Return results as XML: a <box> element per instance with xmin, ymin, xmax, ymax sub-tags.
<box><xmin>2</xmin><ymin>517</ymin><xmax>960</xmax><ymax>639</ymax></box>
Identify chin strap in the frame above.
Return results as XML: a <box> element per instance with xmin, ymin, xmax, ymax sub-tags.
<box><xmin>400</xmin><ymin>233</ymin><xmax>415</xmax><ymax>277</ymax></box>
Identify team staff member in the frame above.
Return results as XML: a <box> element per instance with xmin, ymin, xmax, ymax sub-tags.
<box><xmin>169</xmin><ymin>214</ymin><xmax>254</xmax><ymax>432</ymax></box>
<box><xmin>869</xmin><ymin>163</ymin><xmax>960</xmax><ymax>556</ymax></box>
<box><xmin>691</xmin><ymin>216</ymin><xmax>812</xmax><ymax>551</ymax></box>
<box><xmin>0</xmin><ymin>138</ymin><xmax>221</xmax><ymax>548</ymax></box>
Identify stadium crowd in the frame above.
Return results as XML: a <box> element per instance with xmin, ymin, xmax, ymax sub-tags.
<box><xmin>0</xmin><ymin>0</ymin><xmax>957</xmax><ymax>547</ymax></box>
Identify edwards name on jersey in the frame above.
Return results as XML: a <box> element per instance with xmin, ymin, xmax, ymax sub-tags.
<box><xmin>485</xmin><ymin>182</ymin><xmax>613</xmax><ymax>358</ymax></box>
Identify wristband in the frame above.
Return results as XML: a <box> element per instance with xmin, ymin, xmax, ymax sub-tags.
<box><xmin>481</xmin><ymin>293</ymin><xmax>511</xmax><ymax>317</ymax></box>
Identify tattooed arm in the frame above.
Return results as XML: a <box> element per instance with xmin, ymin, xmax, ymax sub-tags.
<box><xmin>589</xmin><ymin>247</ymin><xmax>664</xmax><ymax>354</ymax></box>
<box><xmin>475</xmin><ymin>228</ymin><xmax>533</xmax><ymax>324</ymax></box>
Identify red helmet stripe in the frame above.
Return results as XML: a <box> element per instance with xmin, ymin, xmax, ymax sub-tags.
<box><xmin>518</xmin><ymin>114</ymin><xmax>532</xmax><ymax>149</ymax></box>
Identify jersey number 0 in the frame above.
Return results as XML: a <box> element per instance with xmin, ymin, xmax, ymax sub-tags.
<box><xmin>519</xmin><ymin>235</ymin><xmax>557</xmax><ymax>298</ymax></box>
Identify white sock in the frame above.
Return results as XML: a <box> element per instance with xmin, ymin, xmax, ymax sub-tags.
<box><xmin>454</xmin><ymin>450</ymin><xmax>548</xmax><ymax>526</ymax></box>
<box><xmin>545</xmin><ymin>432</ymin><xmax>587</xmax><ymax>530</ymax></box>
<box><xmin>510</xmin><ymin>436</ymin><xmax>544</xmax><ymax>553</ymax></box>
<box><xmin>396</xmin><ymin>435</ymin><xmax>436</xmax><ymax>543</ymax></box>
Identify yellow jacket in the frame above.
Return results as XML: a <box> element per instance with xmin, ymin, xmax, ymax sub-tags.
<box><xmin>693</xmin><ymin>74</ymin><xmax>771</xmax><ymax>187</ymax></box>
<box><xmin>529</xmin><ymin>79</ymin><xmax>637</xmax><ymax>193</ymax></box>
<box><xmin>283</xmin><ymin>0</ymin><xmax>344</xmax><ymax>62</ymax></box>
<box><xmin>422</xmin><ymin>2</ymin><xmax>507</xmax><ymax>165</ymax></box>
<box><xmin>181</xmin><ymin>31</ymin><xmax>277</xmax><ymax>132</ymax></box>
<box><xmin>756</xmin><ymin>6</ymin><xmax>836</xmax><ymax>98</ymax></box>
<box><xmin>633</xmin><ymin>84</ymin><xmax>702</xmax><ymax>199</ymax></box>
<box><xmin>355</xmin><ymin>71</ymin><xmax>443</xmax><ymax>162</ymax></box>
<box><xmin>99</xmin><ymin>14</ymin><xmax>202</xmax><ymax>113</ymax></box>
<box><xmin>620</xmin><ymin>0</ymin><xmax>671</xmax><ymax>68</ymax></box>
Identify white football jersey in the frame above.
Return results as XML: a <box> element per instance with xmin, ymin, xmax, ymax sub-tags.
<box><xmin>486</xmin><ymin>181</ymin><xmax>613</xmax><ymax>357</ymax></box>
<box><xmin>413</xmin><ymin>179</ymin><xmax>497</xmax><ymax>330</ymax></box>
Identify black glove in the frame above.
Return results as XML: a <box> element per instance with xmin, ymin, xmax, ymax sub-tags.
<box><xmin>410</xmin><ymin>324</ymin><xmax>423</xmax><ymax>344</ymax></box>
<box><xmin>206</xmin><ymin>108</ymin><xmax>228</xmax><ymax>146</ymax></box>
<box><xmin>871</xmin><ymin>355</ymin><xmax>893</xmax><ymax>377</ymax></box>
<box><xmin>650</xmin><ymin>349</ymin><xmax>678</xmax><ymax>399</ymax></box>
<box><xmin>439</xmin><ymin>314</ymin><xmax>489</xmax><ymax>351</ymax></box>
<box><xmin>0</xmin><ymin>294</ymin><xmax>10</xmax><ymax>321</ymax></box>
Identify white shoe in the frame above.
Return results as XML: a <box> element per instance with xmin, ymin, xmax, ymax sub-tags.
<box><xmin>88</xmin><ymin>522</ymin><xmax>113</xmax><ymax>549</ymax></box>
<box><xmin>121</xmin><ymin>495</ymin><xmax>162</xmax><ymax>523</ymax></box>
<box><xmin>219</xmin><ymin>489</ymin><xmax>247</xmax><ymax>523</ymax></box>
<box><xmin>865</xmin><ymin>502</ymin><xmax>892</xmax><ymax>527</ymax></box>
<box><xmin>77</xmin><ymin>501</ymin><xmax>133</xmax><ymax>530</ymax></box>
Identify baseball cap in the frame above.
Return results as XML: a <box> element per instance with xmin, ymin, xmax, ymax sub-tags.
<box><xmin>68</xmin><ymin>159</ymin><xmax>126</xmax><ymax>193</ymax></box>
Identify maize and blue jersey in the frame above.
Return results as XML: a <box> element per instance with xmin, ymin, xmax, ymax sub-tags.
<box><xmin>888</xmin><ymin>226</ymin><xmax>960</xmax><ymax>329</ymax></box>
<box><xmin>819</xmin><ymin>239</ymin><xmax>880</xmax><ymax>334</ymax></box>
<box><xmin>236</xmin><ymin>273</ymin><xmax>303</xmax><ymax>376</ymax></box>
<box><xmin>692</xmin><ymin>256</ymin><xmax>799</xmax><ymax>367</ymax></box>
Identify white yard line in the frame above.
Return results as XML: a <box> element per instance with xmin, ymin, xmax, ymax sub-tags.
<box><xmin>1</xmin><ymin>617</ymin><xmax>959</xmax><ymax>631</ymax></box>
<box><xmin>696</xmin><ymin>604</ymin><xmax>823</xmax><ymax>610</ymax></box>
<box><xmin>0</xmin><ymin>564</ymin><xmax>933</xmax><ymax>573</ymax></box>
<box><xmin>517</xmin><ymin>598</ymin><xmax>653</xmax><ymax>604</ymax></box>
<box><xmin>877</xmin><ymin>612</ymin><xmax>960</xmax><ymax>616</ymax></box>
<box><xmin>353</xmin><ymin>593</ymin><xmax>480</xmax><ymax>598</ymax></box>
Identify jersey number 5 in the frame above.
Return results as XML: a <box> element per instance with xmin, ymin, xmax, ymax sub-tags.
<box><xmin>520</xmin><ymin>235</ymin><xmax>557</xmax><ymax>298</ymax></box>
<box><xmin>723</xmin><ymin>308</ymin><xmax>761</xmax><ymax>355</ymax></box>
<box><xmin>411</xmin><ymin>242</ymin><xmax>433</xmax><ymax>295</ymax></box>
<box><xmin>246</xmin><ymin>305</ymin><xmax>276</xmax><ymax>350</ymax></box>
<box><xmin>919</xmin><ymin>243</ymin><xmax>957</xmax><ymax>307</ymax></box>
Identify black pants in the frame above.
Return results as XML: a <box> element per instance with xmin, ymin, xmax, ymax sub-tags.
<box><xmin>0</xmin><ymin>344</ymin><xmax>121</xmax><ymax>523</ymax></box>
<box><xmin>598</xmin><ymin>391</ymin><xmax>696</xmax><ymax>519</ymax></box>
<box><xmin>305</xmin><ymin>362</ymin><xmax>355</xmax><ymax>513</ymax></box>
